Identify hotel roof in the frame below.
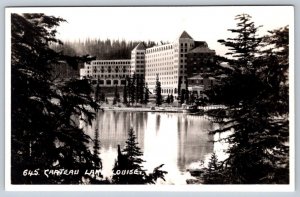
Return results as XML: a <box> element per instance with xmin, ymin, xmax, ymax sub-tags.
<box><xmin>179</xmin><ymin>31</ymin><xmax>193</xmax><ymax>39</ymax></box>
<box><xmin>133</xmin><ymin>42</ymin><xmax>146</xmax><ymax>51</ymax></box>
<box><xmin>188</xmin><ymin>46</ymin><xmax>215</xmax><ymax>54</ymax></box>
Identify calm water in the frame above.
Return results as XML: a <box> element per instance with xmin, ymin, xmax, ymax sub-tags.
<box><xmin>83</xmin><ymin>111</ymin><xmax>219</xmax><ymax>184</ymax></box>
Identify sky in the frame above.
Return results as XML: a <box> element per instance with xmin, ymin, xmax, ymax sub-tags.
<box><xmin>10</xmin><ymin>6</ymin><xmax>294</xmax><ymax>56</ymax></box>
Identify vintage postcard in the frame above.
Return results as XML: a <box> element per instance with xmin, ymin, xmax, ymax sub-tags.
<box><xmin>5</xmin><ymin>6</ymin><xmax>294</xmax><ymax>191</ymax></box>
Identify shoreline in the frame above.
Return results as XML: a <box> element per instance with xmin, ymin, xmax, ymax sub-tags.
<box><xmin>101</xmin><ymin>106</ymin><xmax>186</xmax><ymax>113</ymax></box>
<box><xmin>99</xmin><ymin>104</ymin><xmax>226</xmax><ymax>114</ymax></box>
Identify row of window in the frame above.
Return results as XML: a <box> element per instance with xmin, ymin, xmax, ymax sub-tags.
<box><xmin>134</xmin><ymin>60</ymin><xmax>145</xmax><ymax>64</ymax></box>
<box><xmin>146</xmin><ymin>62</ymin><xmax>174</xmax><ymax>67</ymax></box>
<box><xmin>146</xmin><ymin>70</ymin><xmax>175</xmax><ymax>75</ymax></box>
<box><xmin>133</xmin><ymin>69</ymin><xmax>144</xmax><ymax>72</ymax></box>
<box><xmin>90</xmin><ymin>69</ymin><xmax>128</xmax><ymax>73</ymax></box>
<box><xmin>91</xmin><ymin>61</ymin><xmax>130</xmax><ymax>65</ymax></box>
<box><xmin>132</xmin><ymin>65</ymin><xmax>145</xmax><ymax>68</ymax></box>
<box><xmin>146</xmin><ymin>76</ymin><xmax>176</xmax><ymax>80</ymax></box>
<box><xmin>146</xmin><ymin>56</ymin><xmax>174</xmax><ymax>62</ymax></box>
<box><xmin>180</xmin><ymin>48</ymin><xmax>188</xmax><ymax>52</ymax></box>
<box><xmin>90</xmin><ymin>74</ymin><xmax>130</xmax><ymax>78</ymax></box>
<box><xmin>95</xmin><ymin>79</ymin><xmax>126</xmax><ymax>85</ymax></box>
<box><xmin>191</xmin><ymin>67</ymin><xmax>211</xmax><ymax>71</ymax></box>
<box><xmin>146</xmin><ymin>66</ymin><xmax>174</xmax><ymax>70</ymax></box>
<box><xmin>161</xmin><ymin>88</ymin><xmax>176</xmax><ymax>94</ymax></box>
<box><xmin>146</xmin><ymin>52</ymin><xmax>174</xmax><ymax>58</ymax></box>
<box><xmin>146</xmin><ymin>70</ymin><xmax>179</xmax><ymax>76</ymax></box>
<box><xmin>87</xmin><ymin>66</ymin><xmax>129</xmax><ymax>69</ymax></box>
<box><xmin>180</xmin><ymin>54</ymin><xmax>188</xmax><ymax>57</ymax></box>
<box><xmin>180</xmin><ymin>43</ymin><xmax>193</xmax><ymax>48</ymax></box>
<box><xmin>146</xmin><ymin>45</ymin><xmax>173</xmax><ymax>53</ymax></box>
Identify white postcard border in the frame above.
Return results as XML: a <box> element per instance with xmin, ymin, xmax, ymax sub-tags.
<box><xmin>4</xmin><ymin>6</ymin><xmax>295</xmax><ymax>192</ymax></box>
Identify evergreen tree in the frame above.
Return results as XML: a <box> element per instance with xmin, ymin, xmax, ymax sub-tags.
<box><xmin>113</xmin><ymin>98</ymin><xmax>117</xmax><ymax>105</ymax></box>
<box><xmin>92</xmin><ymin>117</ymin><xmax>102</xmax><ymax>175</ymax></box>
<box><xmin>129</xmin><ymin>75</ymin><xmax>136</xmax><ymax>105</ymax></box>
<box><xmin>52</xmin><ymin>38</ymin><xmax>158</xmax><ymax>61</ymax></box>
<box><xmin>135</xmin><ymin>77</ymin><xmax>140</xmax><ymax>104</ymax></box>
<box><xmin>114</xmin><ymin>85</ymin><xmax>120</xmax><ymax>103</ymax></box>
<box><xmin>180</xmin><ymin>89</ymin><xmax>185</xmax><ymax>104</ymax></box>
<box><xmin>144</xmin><ymin>83</ymin><xmax>150</xmax><ymax>104</ymax></box>
<box><xmin>202</xmin><ymin>153</ymin><xmax>225</xmax><ymax>184</ymax></box>
<box><xmin>170</xmin><ymin>94</ymin><xmax>174</xmax><ymax>103</ymax></box>
<box><xmin>100</xmin><ymin>92</ymin><xmax>106</xmax><ymax>102</ymax></box>
<box><xmin>94</xmin><ymin>81</ymin><xmax>101</xmax><ymax>102</ymax></box>
<box><xmin>203</xmin><ymin>14</ymin><xmax>289</xmax><ymax>184</ymax></box>
<box><xmin>123</xmin><ymin>77</ymin><xmax>128</xmax><ymax>104</ymax></box>
<box><xmin>155</xmin><ymin>75</ymin><xmax>162</xmax><ymax>106</ymax></box>
<box><xmin>139</xmin><ymin>78</ymin><xmax>145</xmax><ymax>104</ymax></box>
<box><xmin>177</xmin><ymin>77</ymin><xmax>182</xmax><ymax>96</ymax></box>
<box><xmin>185</xmin><ymin>90</ymin><xmax>190</xmax><ymax>104</ymax></box>
<box><xmin>11</xmin><ymin>13</ymin><xmax>102</xmax><ymax>184</ymax></box>
<box><xmin>166</xmin><ymin>94</ymin><xmax>170</xmax><ymax>104</ymax></box>
<box><xmin>190</xmin><ymin>93</ymin><xmax>195</xmax><ymax>105</ymax></box>
<box><xmin>112</xmin><ymin>128</ymin><xmax>167</xmax><ymax>184</ymax></box>
<box><xmin>217</xmin><ymin>13</ymin><xmax>262</xmax><ymax>73</ymax></box>
<box><xmin>122</xmin><ymin>128</ymin><xmax>144</xmax><ymax>168</ymax></box>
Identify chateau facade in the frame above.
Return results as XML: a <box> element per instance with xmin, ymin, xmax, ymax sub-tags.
<box><xmin>80</xmin><ymin>31</ymin><xmax>215</xmax><ymax>96</ymax></box>
<box><xmin>80</xmin><ymin>59</ymin><xmax>131</xmax><ymax>86</ymax></box>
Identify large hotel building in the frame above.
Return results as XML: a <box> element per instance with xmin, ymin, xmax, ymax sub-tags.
<box><xmin>80</xmin><ymin>31</ymin><xmax>216</xmax><ymax>96</ymax></box>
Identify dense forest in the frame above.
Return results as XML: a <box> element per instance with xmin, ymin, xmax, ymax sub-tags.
<box><xmin>50</xmin><ymin>39</ymin><xmax>158</xmax><ymax>79</ymax></box>
<box><xmin>51</xmin><ymin>39</ymin><xmax>157</xmax><ymax>59</ymax></box>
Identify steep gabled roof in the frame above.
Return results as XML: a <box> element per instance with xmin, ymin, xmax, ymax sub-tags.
<box><xmin>188</xmin><ymin>46</ymin><xmax>215</xmax><ymax>54</ymax></box>
<box><xmin>179</xmin><ymin>31</ymin><xmax>193</xmax><ymax>39</ymax></box>
<box><xmin>133</xmin><ymin>42</ymin><xmax>146</xmax><ymax>51</ymax></box>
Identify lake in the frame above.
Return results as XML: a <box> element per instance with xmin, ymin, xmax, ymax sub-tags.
<box><xmin>83</xmin><ymin>111</ymin><xmax>221</xmax><ymax>184</ymax></box>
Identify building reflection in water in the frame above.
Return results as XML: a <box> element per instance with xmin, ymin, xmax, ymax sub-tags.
<box><xmin>84</xmin><ymin>111</ymin><xmax>215</xmax><ymax>184</ymax></box>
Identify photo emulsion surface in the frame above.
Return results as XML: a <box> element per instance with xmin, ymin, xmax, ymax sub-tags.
<box><xmin>6</xmin><ymin>6</ymin><xmax>294</xmax><ymax>190</ymax></box>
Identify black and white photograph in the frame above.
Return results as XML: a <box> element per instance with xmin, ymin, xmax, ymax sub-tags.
<box><xmin>5</xmin><ymin>6</ymin><xmax>294</xmax><ymax>191</ymax></box>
